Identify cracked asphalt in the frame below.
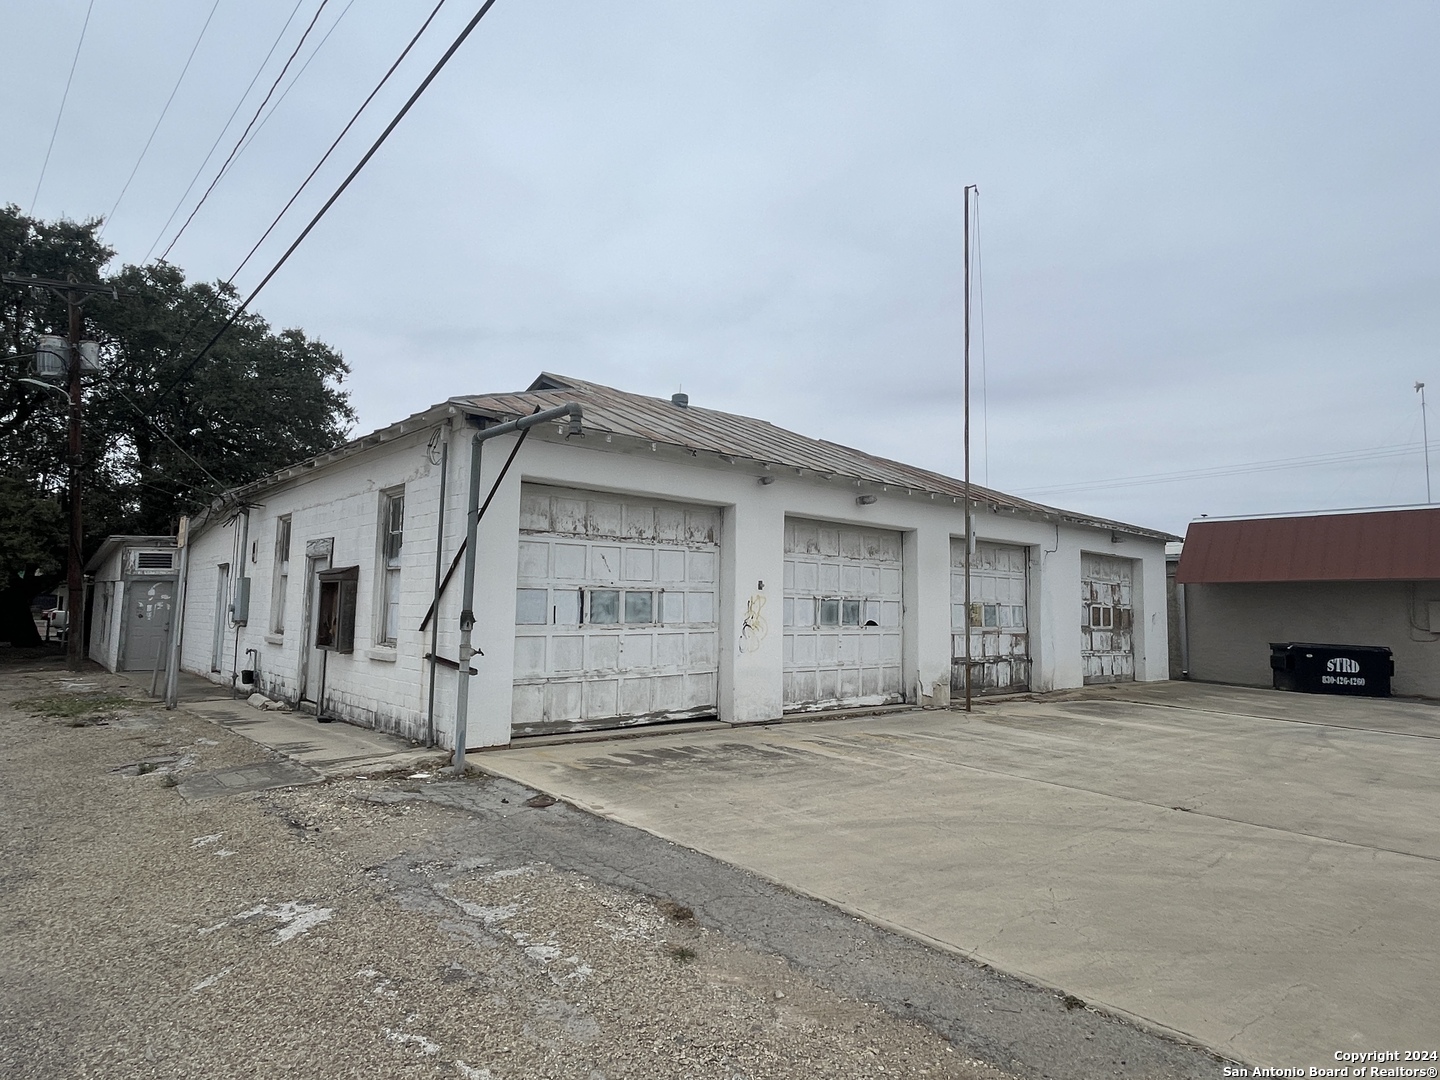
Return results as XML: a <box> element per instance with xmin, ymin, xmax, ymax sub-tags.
<box><xmin>2</xmin><ymin>658</ymin><xmax>1221</xmax><ymax>1079</ymax></box>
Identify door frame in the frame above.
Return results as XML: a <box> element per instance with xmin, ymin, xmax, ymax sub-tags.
<box><xmin>211</xmin><ymin>563</ymin><xmax>230</xmax><ymax>672</ymax></box>
<box><xmin>299</xmin><ymin>541</ymin><xmax>332</xmax><ymax>702</ymax></box>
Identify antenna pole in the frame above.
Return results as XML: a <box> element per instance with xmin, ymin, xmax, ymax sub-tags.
<box><xmin>1419</xmin><ymin>382</ymin><xmax>1432</xmax><ymax>503</ymax></box>
<box><xmin>963</xmin><ymin>185</ymin><xmax>977</xmax><ymax>713</ymax></box>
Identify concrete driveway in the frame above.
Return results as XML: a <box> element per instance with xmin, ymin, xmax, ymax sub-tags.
<box><xmin>478</xmin><ymin>681</ymin><xmax>1440</xmax><ymax>1069</ymax></box>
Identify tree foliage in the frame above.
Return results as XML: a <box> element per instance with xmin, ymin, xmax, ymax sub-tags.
<box><xmin>0</xmin><ymin>205</ymin><xmax>356</xmax><ymax>643</ymax></box>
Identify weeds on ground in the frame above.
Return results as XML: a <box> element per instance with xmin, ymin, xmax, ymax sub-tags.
<box><xmin>655</xmin><ymin>898</ymin><xmax>695</xmax><ymax>923</ymax></box>
<box><xmin>667</xmin><ymin>945</ymin><xmax>698</xmax><ymax>964</ymax></box>
<box><xmin>15</xmin><ymin>692</ymin><xmax>133</xmax><ymax>718</ymax></box>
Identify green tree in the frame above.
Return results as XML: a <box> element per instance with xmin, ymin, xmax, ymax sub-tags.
<box><xmin>1</xmin><ymin>205</ymin><xmax>355</xmax><ymax>645</ymax></box>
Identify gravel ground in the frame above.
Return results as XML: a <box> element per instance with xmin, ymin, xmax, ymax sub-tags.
<box><xmin>0</xmin><ymin>659</ymin><xmax>1017</xmax><ymax>1080</ymax></box>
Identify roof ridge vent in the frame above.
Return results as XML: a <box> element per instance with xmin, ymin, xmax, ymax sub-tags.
<box><xmin>671</xmin><ymin>392</ymin><xmax>689</xmax><ymax>408</ymax></box>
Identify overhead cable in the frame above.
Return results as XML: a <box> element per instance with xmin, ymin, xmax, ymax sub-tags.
<box><xmin>29</xmin><ymin>0</ymin><xmax>95</xmax><ymax>213</ymax></box>
<box><xmin>1016</xmin><ymin>441</ymin><xmax>1429</xmax><ymax>497</ymax></box>
<box><xmin>157</xmin><ymin>0</ymin><xmax>332</xmax><ymax>264</ymax></box>
<box><xmin>227</xmin><ymin>0</ymin><xmax>361</xmax><ymax>168</ymax></box>
<box><xmin>101</xmin><ymin>0</ymin><xmax>223</xmax><ymax>237</ymax></box>
<box><xmin>230</xmin><ymin>0</ymin><xmax>449</xmax><ymax>283</ymax></box>
<box><xmin>142</xmin><ymin>0</ymin><xmax>307</xmax><ymax>265</ymax></box>
<box><xmin>154</xmin><ymin>0</ymin><xmax>503</xmax><ymax>407</ymax></box>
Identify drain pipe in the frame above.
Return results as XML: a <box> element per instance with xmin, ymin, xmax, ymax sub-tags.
<box><xmin>452</xmin><ymin>403</ymin><xmax>582</xmax><ymax>773</ymax></box>
<box><xmin>425</xmin><ymin>421</ymin><xmax>451</xmax><ymax>747</ymax></box>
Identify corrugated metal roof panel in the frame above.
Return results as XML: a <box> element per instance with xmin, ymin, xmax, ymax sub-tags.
<box><xmin>1175</xmin><ymin>508</ymin><xmax>1440</xmax><ymax>583</ymax></box>
<box><xmin>451</xmin><ymin>373</ymin><xmax>1176</xmax><ymax>541</ymax></box>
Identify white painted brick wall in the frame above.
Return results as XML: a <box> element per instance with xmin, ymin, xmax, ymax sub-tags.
<box><xmin>177</xmin><ymin>414</ymin><xmax>1170</xmax><ymax>749</ymax></box>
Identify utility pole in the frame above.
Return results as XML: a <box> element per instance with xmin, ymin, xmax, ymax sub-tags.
<box><xmin>1418</xmin><ymin>382</ymin><xmax>1431</xmax><ymax>504</ymax></box>
<box><xmin>962</xmin><ymin>184</ymin><xmax>977</xmax><ymax>714</ymax></box>
<box><xmin>2</xmin><ymin>272</ymin><xmax>119</xmax><ymax>669</ymax></box>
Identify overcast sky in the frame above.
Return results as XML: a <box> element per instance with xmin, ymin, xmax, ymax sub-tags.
<box><xmin>5</xmin><ymin>0</ymin><xmax>1437</xmax><ymax>535</ymax></box>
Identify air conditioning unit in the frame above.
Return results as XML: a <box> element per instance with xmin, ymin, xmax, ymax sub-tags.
<box><xmin>125</xmin><ymin>549</ymin><xmax>175</xmax><ymax>575</ymax></box>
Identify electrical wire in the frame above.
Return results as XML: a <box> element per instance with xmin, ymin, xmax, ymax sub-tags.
<box><xmin>227</xmin><ymin>0</ymin><xmax>360</xmax><ymax>169</ymax></box>
<box><xmin>29</xmin><ymin>0</ymin><xmax>95</xmax><ymax>214</ymax></box>
<box><xmin>1016</xmin><ymin>441</ymin><xmax>1429</xmax><ymax>497</ymax></box>
<box><xmin>103</xmin><ymin>379</ymin><xmax>228</xmax><ymax>493</ymax></box>
<box><xmin>100</xmin><ymin>0</ymin><xmax>223</xmax><ymax>238</ymax></box>
<box><xmin>143</xmin><ymin>0</ymin><xmax>307</xmax><ymax>265</ymax></box>
<box><xmin>153</xmin><ymin>0</ymin><xmax>503</xmax><ymax>407</ymax></box>
<box><xmin>157</xmin><ymin>0</ymin><xmax>331</xmax><ymax>264</ymax></box>
<box><xmin>228</xmin><ymin>0</ymin><xmax>449</xmax><ymax>283</ymax></box>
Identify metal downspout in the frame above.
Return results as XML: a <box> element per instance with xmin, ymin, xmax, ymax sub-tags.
<box><xmin>1177</xmin><ymin>582</ymin><xmax>1190</xmax><ymax>679</ymax></box>
<box><xmin>164</xmin><ymin>515</ymin><xmax>191</xmax><ymax>709</ymax></box>
<box><xmin>425</xmin><ymin>422</ymin><xmax>451</xmax><ymax>747</ymax></box>
<box><xmin>452</xmin><ymin>402</ymin><xmax>582</xmax><ymax>773</ymax></box>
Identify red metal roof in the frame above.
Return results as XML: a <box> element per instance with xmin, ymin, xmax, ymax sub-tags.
<box><xmin>1175</xmin><ymin>508</ymin><xmax>1440</xmax><ymax>583</ymax></box>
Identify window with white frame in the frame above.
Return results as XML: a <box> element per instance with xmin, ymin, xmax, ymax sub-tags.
<box><xmin>377</xmin><ymin>489</ymin><xmax>404</xmax><ymax>646</ymax></box>
<box><xmin>271</xmin><ymin>516</ymin><xmax>291</xmax><ymax>634</ymax></box>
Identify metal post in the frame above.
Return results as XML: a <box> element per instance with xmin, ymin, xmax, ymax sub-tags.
<box><xmin>451</xmin><ymin>403</ymin><xmax>582</xmax><ymax>773</ymax></box>
<box><xmin>164</xmin><ymin>516</ymin><xmax>190</xmax><ymax>709</ymax></box>
<box><xmin>962</xmin><ymin>184</ymin><xmax>976</xmax><ymax>713</ymax></box>
<box><xmin>425</xmin><ymin>424</ymin><xmax>450</xmax><ymax>747</ymax></box>
<box><xmin>1418</xmin><ymin>382</ymin><xmax>1431</xmax><ymax>504</ymax></box>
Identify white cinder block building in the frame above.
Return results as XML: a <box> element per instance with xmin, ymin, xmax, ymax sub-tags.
<box><xmin>86</xmin><ymin>536</ymin><xmax>178</xmax><ymax>673</ymax></box>
<box><xmin>175</xmin><ymin>374</ymin><xmax>1174</xmax><ymax>748</ymax></box>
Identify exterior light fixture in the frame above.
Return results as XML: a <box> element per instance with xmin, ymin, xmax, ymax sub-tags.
<box><xmin>856</xmin><ymin>494</ymin><xmax>878</xmax><ymax>505</ymax></box>
<box><xmin>757</xmin><ymin>476</ymin><xmax>775</xmax><ymax>486</ymax></box>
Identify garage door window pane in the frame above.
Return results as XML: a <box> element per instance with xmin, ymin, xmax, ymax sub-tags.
<box><xmin>842</xmin><ymin>600</ymin><xmax>862</xmax><ymax>626</ymax></box>
<box><xmin>819</xmin><ymin>598</ymin><xmax>840</xmax><ymax>626</ymax></box>
<box><xmin>555</xmin><ymin>589</ymin><xmax>581</xmax><ymax>626</ymax></box>
<box><xmin>624</xmin><ymin>591</ymin><xmax>653</xmax><ymax>624</ymax></box>
<box><xmin>589</xmin><ymin>589</ymin><xmax>620</xmax><ymax>624</ymax></box>
<box><xmin>516</xmin><ymin>588</ymin><xmax>549</xmax><ymax>625</ymax></box>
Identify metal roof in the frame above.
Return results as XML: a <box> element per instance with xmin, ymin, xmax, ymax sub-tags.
<box><xmin>190</xmin><ymin>372</ymin><xmax>1174</xmax><ymax>542</ymax></box>
<box><xmin>1175</xmin><ymin>507</ymin><xmax>1440</xmax><ymax>583</ymax></box>
<box><xmin>85</xmin><ymin>535</ymin><xmax>176</xmax><ymax>574</ymax></box>
<box><xmin>449</xmin><ymin>373</ymin><xmax>1176</xmax><ymax>541</ymax></box>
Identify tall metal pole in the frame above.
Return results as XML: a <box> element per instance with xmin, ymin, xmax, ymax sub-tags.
<box><xmin>963</xmin><ymin>184</ymin><xmax>976</xmax><ymax>713</ymax></box>
<box><xmin>64</xmin><ymin>286</ymin><xmax>85</xmax><ymax>669</ymax></box>
<box><xmin>1418</xmin><ymin>382</ymin><xmax>1431</xmax><ymax>504</ymax></box>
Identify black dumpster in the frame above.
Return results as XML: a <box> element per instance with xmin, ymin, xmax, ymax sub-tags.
<box><xmin>1269</xmin><ymin>642</ymin><xmax>1393</xmax><ymax>697</ymax></box>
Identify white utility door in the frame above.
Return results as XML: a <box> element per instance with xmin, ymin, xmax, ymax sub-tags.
<box><xmin>782</xmin><ymin>519</ymin><xmax>903</xmax><ymax>710</ymax></box>
<box><xmin>1081</xmin><ymin>552</ymin><xmax>1134</xmax><ymax>684</ymax></box>
<box><xmin>951</xmin><ymin>540</ymin><xmax>1030</xmax><ymax>694</ymax></box>
<box><xmin>512</xmin><ymin>486</ymin><xmax>720</xmax><ymax>736</ymax></box>
<box><xmin>299</xmin><ymin>553</ymin><xmax>329</xmax><ymax>702</ymax></box>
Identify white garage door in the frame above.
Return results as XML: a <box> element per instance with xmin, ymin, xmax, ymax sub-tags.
<box><xmin>513</xmin><ymin>485</ymin><xmax>720</xmax><ymax>736</ymax></box>
<box><xmin>952</xmin><ymin>540</ymin><xmax>1031</xmax><ymax>694</ymax></box>
<box><xmin>1081</xmin><ymin>552</ymin><xmax>1134</xmax><ymax>684</ymax></box>
<box><xmin>783</xmin><ymin>519</ymin><xmax>903</xmax><ymax>710</ymax></box>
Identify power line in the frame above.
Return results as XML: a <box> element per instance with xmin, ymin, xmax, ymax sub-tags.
<box><xmin>29</xmin><ymin>0</ymin><xmax>95</xmax><ymax>214</ymax></box>
<box><xmin>230</xmin><ymin>0</ymin><xmax>450</xmax><ymax>283</ymax></box>
<box><xmin>142</xmin><ymin>0</ymin><xmax>307</xmax><ymax>265</ymax></box>
<box><xmin>1016</xmin><ymin>441</ymin><xmax>1429</xmax><ymax>497</ymax></box>
<box><xmin>102</xmin><ymin>378</ymin><xmax>229</xmax><ymax>493</ymax></box>
<box><xmin>100</xmin><ymin>0</ymin><xmax>223</xmax><ymax>238</ymax></box>
<box><xmin>228</xmin><ymin>0</ymin><xmax>361</xmax><ymax>168</ymax></box>
<box><xmin>157</xmin><ymin>0</ymin><xmax>332</xmax><ymax>264</ymax></box>
<box><xmin>154</xmin><ymin>0</ymin><xmax>503</xmax><ymax>407</ymax></box>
